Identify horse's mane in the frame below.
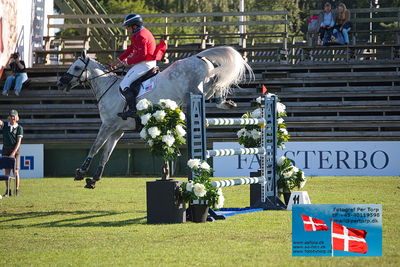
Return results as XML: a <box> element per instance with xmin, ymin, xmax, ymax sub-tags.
<box><xmin>88</xmin><ymin>57</ymin><xmax>118</xmax><ymax>77</ymax></box>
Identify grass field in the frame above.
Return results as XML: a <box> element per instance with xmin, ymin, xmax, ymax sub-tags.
<box><xmin>0</xmin><ymin>176</ymin><xmax>399</xmax><ymax>266</ymax></box>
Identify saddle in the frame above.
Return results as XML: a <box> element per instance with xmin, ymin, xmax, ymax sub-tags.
<box><xmin>119</xmin><ymin>66</ymin><xmax>160</xmax><ymax>100</ymax></box>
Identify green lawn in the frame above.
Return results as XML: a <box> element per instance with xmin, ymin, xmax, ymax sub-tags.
<box><xmin>0</xmin><ymin>177</ymin><xmax>399</xmax><ymax>266</ymax></box>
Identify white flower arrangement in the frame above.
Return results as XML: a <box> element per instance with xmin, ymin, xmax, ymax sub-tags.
<box><xmin>238</xmin><ymin>96</ymin><xmax>289</xmax><ymax>149</ymax></box>
<box><xmin>193</xmin><ymin>183</ymin><xmax>207</xmax><ymax>197</ymax></box>
<box><xmin>137</xmin><ymin>98</ymin><xmax>186</xmax><ymax>161</ymax></box>
<box><xmin>153</xmin><ymin>110</ymin><xmax>166</xmax><ymax>121</ymax></box>
<box><xmin>277</xmin><ymin>156</ymin><xmax>307</xmax><ymax>193</ymax></box>
<box><xmin>140</xmin><ymin>113</ymin><xmax>152</xmax><ymax>125</ymax></box>
<box><xmin>181</xmin><ymin>159</ymin><xmax>223</xmax><ymax>209</ymax></box>
<box><xmin>159</xmin><ymin>99</ymin><xmax>178</xmax><ymax>110</ymax></box>
<box><xmin>148</xmin><ymin>126</ymin><xmax>161</xmax><ymax>139</ymax></box>
<box><xmin>277</xmin><ymin>156</ymin><xmax>286</xmax><ymax>166</ymax></box>
<box><xmin>200</xmin><ymin>161</ymin><xmax>210</xmax><ymax>170</ymax></box>
<box><xmin>162</xmin><ymin>134</ymin><xmax>175</xmax><ymax>147</ymax></box>
<box><xmin>175</xmin><ymin>125</ymin><xmax>186</xmax><ymax>137</ymax></box>
<box><xmin>277</xmin><ymin>102</ymin><xmax>286</xmax><ymax>114</ymax></box>
<box><xmin>179</xmin><ymin>112</ymin><xmax>186</xmax><ymax>121</ymax></box>
<box><xmin>251</xmin><ymin>108</ymin><xmax>262</xmax><ymax>118</ymax></box>
<box><xmin>187</xmin><ymin>158</ymin><xmax>201</xmax><ymax>169</ymax></box>
<box><xmin>136</xmin><ymin>99</ymin><xmax>151</xmax><ymax>111</ymax></box>
<box><xmin>139</xmin><ymin>128</ymin><xmax>147</xmax><ymax>139</ymax></box>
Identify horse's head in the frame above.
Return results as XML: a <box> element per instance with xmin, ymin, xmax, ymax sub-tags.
<box><xmin>57</xmin><ymin>51</ymin><xmax>90</xmax><ymax>92</ymax></box>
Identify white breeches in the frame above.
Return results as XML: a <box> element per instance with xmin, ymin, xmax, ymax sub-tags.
<box><xmin>119</xmin><ymin>60</ymin><xmax>156</xmax><ymax>90</ymax></box>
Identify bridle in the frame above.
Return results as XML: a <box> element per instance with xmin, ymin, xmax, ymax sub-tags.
<box><xmin>60</xmin><ymin>57</ymin><xmax>122</xmax><ymax>104</ymax></box>
<box><xmin>59</xmin><ymin>57</ymin><xmax>90</xmax><ymax>86</ymax></box>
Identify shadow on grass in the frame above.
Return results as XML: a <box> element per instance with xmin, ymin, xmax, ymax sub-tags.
<box><xmin>0</xmin><ymin>210</ymin><xmax>147</xmax><ymax>228</ymax></box>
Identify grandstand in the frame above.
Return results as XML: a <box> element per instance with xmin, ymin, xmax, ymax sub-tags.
<box><xmin>1</xmin><ymin>6</ymin><xmax>399</xmax><ymax>176</ymax></box>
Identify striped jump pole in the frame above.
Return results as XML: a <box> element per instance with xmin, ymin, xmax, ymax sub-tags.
<box><xmin>211</xmin><ymin>177</ymin><xmax>264</xmax><ymax>188</ymax></box>
<box><xmin>206</xmin><ymin>118</ymin><xmax>266</xmax><ymax>126</ymax></box>
<box><xmin>187</xmin><ymin>93</ymin><xmax>286</xmax><ymax>213</ymax></box>
<box><xmin>206</xmin><ymin>147</ymin><xmax>265</xmax><ymax>158</ymax></box>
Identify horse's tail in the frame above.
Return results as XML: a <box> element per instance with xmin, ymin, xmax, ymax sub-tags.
<box><xmin>197</xmin><ymin>46</ymin><xmax>254</xmax><ymax>97</ymax></box>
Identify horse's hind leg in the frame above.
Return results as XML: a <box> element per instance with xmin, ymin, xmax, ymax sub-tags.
<box><xmin>85</xmin><ymin>131</ymin><xmax>124</xmax><ymax>189</ymax></box>
<box><xmin>75</xmin><ymin>124</ymin><xmax>113</xmax><ymax>181</ymax></box>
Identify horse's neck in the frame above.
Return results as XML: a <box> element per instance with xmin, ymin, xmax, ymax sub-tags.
<box><xmin>87</xmin><ymin>62</ymin><xmax>119</xmax><ymax>101</ymax></box>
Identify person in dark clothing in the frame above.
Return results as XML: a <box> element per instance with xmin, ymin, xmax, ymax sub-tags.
<box><xmin>1</xmin><ymin>110</ymin><xmax>23</xmax><ymax>196</ymax></box>
<box><xmin>2</xmin><ymin>52</ymin><xmax>28</xmax><ymax>96</ymax></box>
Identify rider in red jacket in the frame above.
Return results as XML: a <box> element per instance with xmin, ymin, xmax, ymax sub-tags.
<box><xmin>110</xmin><ymin>14</ymin><xmax>166</xmax><ymax>119</ymax></box>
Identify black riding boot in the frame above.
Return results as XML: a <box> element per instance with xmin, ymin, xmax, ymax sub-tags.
<box><xmin>117</xmin><ymin>97</ymin><xmax>137</xmax><ymax>120</ymax></box>
<box><xmin>118</xmin><ymin>85</ymin><xmax>139</xmax><ymax>120</ymax></box>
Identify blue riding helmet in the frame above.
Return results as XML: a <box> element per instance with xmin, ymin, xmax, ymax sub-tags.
<box><xmin>122</xmin><ymin>14</ymin><xmax>143</xmax><ymax>27</ymax></box>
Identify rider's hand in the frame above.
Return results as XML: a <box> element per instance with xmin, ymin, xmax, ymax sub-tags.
<box><xmin>109</xmin><ymin>59</ymin><xmax>121</xmax><ymax>70</ymax></box>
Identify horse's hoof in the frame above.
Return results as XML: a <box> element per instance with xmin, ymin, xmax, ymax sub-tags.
<box><xmin>74</xmin><ymin>169</ymin><xmax>85</xmax><ymax>181</ymax></box>
<box><xmin>216</xmin><ymin>100</ymin><xmax>237</xmax><ymax>110</ymax></box>
<box><xmin>84</xmin><ymin>178</ymin><xmax>96</xmax><ymax>189</ymax></box>
<box><xmin>225</xmin><ymin>100</ymin><xmax>237</xmax><ymax>108</ymax></box>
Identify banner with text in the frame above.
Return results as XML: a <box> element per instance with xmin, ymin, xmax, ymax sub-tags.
<box><xmin>0</xmin><ymin>144</ymin><xmax>44</xmax><ymax>178</ymax></box>
<box><xmin>213</xmin><ymin>141</ymin><xmax>400</xmax><ymax>177</ymax></box>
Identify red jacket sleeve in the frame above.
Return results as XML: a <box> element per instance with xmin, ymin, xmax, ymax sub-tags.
<box><xmin>126</xmin><ymin>36</ymin><xmax>148</xmax><ymax>65</ymax></box>
<box><xmin>118</xmin><ymin>36</ymin><xmax>135</xmax><ymax>62</ymax></box>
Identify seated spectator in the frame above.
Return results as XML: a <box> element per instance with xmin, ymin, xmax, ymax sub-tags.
<box><xmin>2</xmin><ymin>52</ymin><xmax>28</xmax><ymax>96</ymax></box>
<box><xmin>318</xmin><ymin>2</ymin><xmax>335</xmax><ymax>45</ymax></box>
<box><xmin>333</xmin><ymin>3</ymin><xmax>352</xmax><ymax>45</ymax></box>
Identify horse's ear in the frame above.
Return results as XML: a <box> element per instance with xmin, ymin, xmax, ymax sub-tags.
<box><xmin>81</xmin><ymin>50</ymin><xmax>87</xmax><ymax>58</ymax></box>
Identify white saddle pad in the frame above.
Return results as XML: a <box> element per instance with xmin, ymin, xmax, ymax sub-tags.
<box><xmin>137</xmin><ymin>76</ymin><xmax>157</xmax><ymax>98</ymax></box>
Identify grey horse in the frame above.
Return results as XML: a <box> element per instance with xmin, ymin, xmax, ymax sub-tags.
<box><xmin>57</xmin><ymin>46</ymin><xmax>253</xmax><ymax>189</ymax></box>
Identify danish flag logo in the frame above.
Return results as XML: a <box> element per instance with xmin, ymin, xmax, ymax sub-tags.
<box><xmin>332</xmin><ymin>222</ymin><xmax>368</xmax><ymax>254</ymax></box>
<box><xmin>20</xmin><ymin>156</ymin><xmax>34</xmax><ymax>170</ymax></box>
<box><xmin>301</xmin><ymin>214</ymin><xmax>329</xmax><ymax>231</ymax></box>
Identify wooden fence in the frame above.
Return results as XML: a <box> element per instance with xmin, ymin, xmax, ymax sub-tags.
<box><xmin>33</xmin><ymin>8</ymin><xmax>400</xmax><ymax>65</ymax></box>
<box><xmin>45</xmin><ymin>11</ymin><xmax>288</xmax><ymax>50</ymax></box>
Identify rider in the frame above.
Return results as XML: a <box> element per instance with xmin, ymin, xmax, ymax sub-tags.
<box><xmin>110</xmin><ymin>14</ymin><xmax>165</xmax><ymax>119</ymax></box>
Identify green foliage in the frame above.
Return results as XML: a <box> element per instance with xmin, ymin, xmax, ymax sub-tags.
<box><xmin>99</xmin><ymin>0</ymin><xmax>153</xmax><ymax>15</ymax></box>
<box><xmin>276</xmin><ymin>156</ymin><xmax>306</xmax><ymax>193</ymax></box>
<box><xmin>181</xmin><ymin>159</ymin><xmax>223</xmax><ymax>208</ymax></box>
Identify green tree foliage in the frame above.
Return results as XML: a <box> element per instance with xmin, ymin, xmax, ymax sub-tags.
<box><xmin>59</xmin><ymin>1</ymin><xmax>400</xmax><ymax>46</ymax></box>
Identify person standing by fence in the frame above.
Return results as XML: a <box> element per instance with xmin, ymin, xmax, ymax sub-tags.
<box><xmin>0</xmin><ymin>110</ymin><xmax>23</xmax><ymax>196</ymax></box>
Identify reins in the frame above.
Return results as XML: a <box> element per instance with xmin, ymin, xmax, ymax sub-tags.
<box><xmin>70</xmin><ymin>57</ymin><xmax>124</xmax><ymax>105</ymax></box>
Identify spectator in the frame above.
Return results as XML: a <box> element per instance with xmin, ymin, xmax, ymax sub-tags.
<box><xmin>333</xmin><ymin>3</ymin><xmax>352</xmax><ymax>45</ymax></box>
<box><xmin>318</xmin><ymin>2</ymin><xmax>336</xmax><ymax>45</ymax></box>
<box><xmin>0</xmin><ymin>110</ymin><xmax>23</xmax><ymax>196</ymax></box>
<box><xmin>2</xmin><ymin>52</ymin><xmax>28</xmax><ymax>96</ymax></box>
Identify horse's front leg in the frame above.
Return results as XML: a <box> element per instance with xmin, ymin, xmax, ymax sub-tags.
<box><xmin>75</xmin><ymin>124</ymin><xmax>114</xmax><ymax>181</ymax></box>
<box><xmin>85</xmin><ymin>131</ymin><xmax>124</xmax><ymax>189</ymax></box>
